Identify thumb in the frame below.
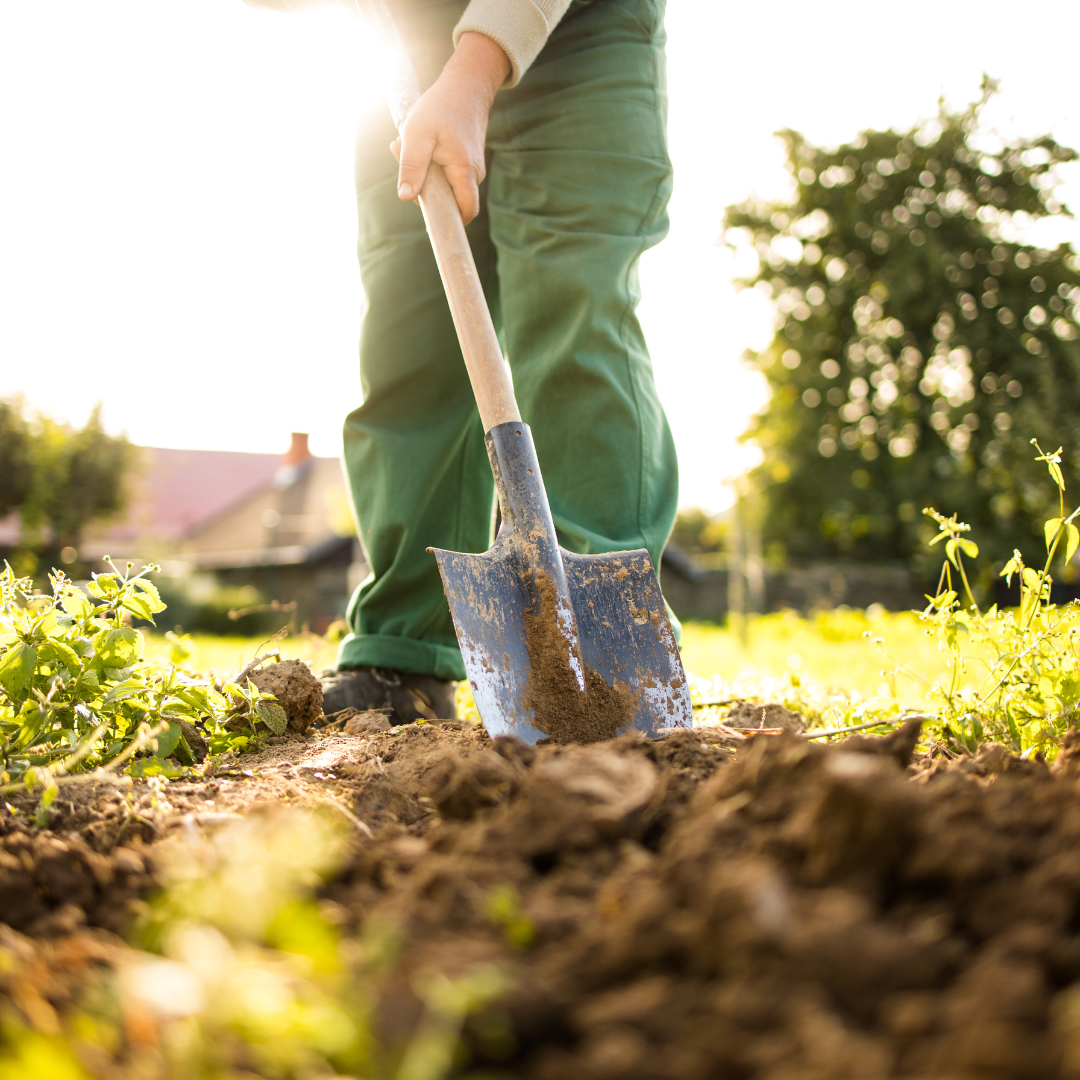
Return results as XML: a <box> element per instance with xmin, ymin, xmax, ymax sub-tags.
<box><xmin>397</xmin><ymin>127</ymin><xmax>436</xmax><ymax>201</ymax></box>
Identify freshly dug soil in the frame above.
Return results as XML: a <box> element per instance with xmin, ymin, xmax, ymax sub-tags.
<box><xmin>247</xmin><ymin>657</ymin><xmax>323</xmax><ymax>734</ymax></box>
<box><xmin>326</xmin><ymin>725</ymin><xmax>1080</xmax><ymax>1080</ymax></box>
<box><xmin>11</xmin><ymin>716</ymin><xmax>1080</xmax><ymax>1078</ymax></box>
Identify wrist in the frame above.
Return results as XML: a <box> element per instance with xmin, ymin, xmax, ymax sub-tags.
<box><xmin>449</xmin><ymin>31</ymin><xmax>511</xmax><ymax>98</ymax></box>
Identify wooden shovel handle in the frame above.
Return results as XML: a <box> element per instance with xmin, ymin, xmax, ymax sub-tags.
<box><xmin>417</xmin><ymin>165</ymin><xmax>521</xmax><ymax>431</ymax></box>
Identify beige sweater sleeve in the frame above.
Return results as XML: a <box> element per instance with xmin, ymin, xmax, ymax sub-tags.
<box><xmin>453</xmin><ymin>0</ymin><xmax>575</xmax><ymax>87</ymax></box>
<box><xmin>241</xmin><ymin>0</ymin><xmax>351</xmax><ymax>10</ymax></box>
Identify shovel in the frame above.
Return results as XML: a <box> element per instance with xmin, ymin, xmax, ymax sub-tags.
<box><xmin>365</xmin><ymin>0</ymin><xmax>693</xmax><ymax>743</ymax></box>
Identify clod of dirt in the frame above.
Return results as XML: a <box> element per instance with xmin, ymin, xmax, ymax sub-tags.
<box><xmin>425</xmin><ymin>748</ymin><xmax>522</xmax><ymax>819</ymax></box>
<box><xmin>247</xmin><ymin>659</ymin><xmax>322</xmax><ymax>734</ymax></box>
<box><xmin>173</xmin><ymin>718</ymin><xmax>208</xmax><ymax>762</ymax></box>
<box><xmin>841</xmin><ymin>715</ymin><xmax>923</xmax><ymax>766</ymax></box>
<box><xmin>533</xmin><ymin>747</ymin><xmax>657</xmax><ymax>826</ymax></box>
<box><xmin>522</xmin><ymin>572</ymin><xmax>633</xmax><ymax>744</ymax></box>
<box><xmin>341</xmin><ymin>710</ymin><xmax>393</xmax><ymax>735</ymax></box>
<box><xmin>727</xmin><ymin>700</ymin><xmax>806</xmax><ymax>732</ymax></box>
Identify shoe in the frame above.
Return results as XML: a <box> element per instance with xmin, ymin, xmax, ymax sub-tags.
<box><xmin>321</xmin><ymin>666</ymin><xmax>457</xmax><ymax>724</ymax></box>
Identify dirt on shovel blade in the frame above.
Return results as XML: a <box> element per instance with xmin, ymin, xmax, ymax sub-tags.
<box><xmin>521</xmin><ymin>571</ymin><xmax>634</xmax><ymax>744</ymax></box>
<box><xmin>8</xmin><ymin>714</ymin><xmax>1080</xmax><ymax>1078</ymax></box>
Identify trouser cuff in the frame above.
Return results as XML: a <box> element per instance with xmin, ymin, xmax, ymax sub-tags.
<box><xmin>335</xmin><ymin>633</ymin><xmax>466</xmax><ymax>682</ymax></box>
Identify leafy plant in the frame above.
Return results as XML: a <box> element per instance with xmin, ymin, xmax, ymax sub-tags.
<box><xmin>0</xmin><ymin>559</ymin><xmax>284</xmax><ymax>785</ymax></box>
<box><xmin>889</xmin><ymin>441</ymin><xmax>1080</xmax><ymax>756</ymax></box>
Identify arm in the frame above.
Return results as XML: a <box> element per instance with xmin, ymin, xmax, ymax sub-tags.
<box><xmin>453</xmin><ymin>0</ymin><xmax>575</xmax><ymax>88</ymax></box>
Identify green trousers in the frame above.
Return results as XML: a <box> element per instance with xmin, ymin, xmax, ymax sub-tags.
<box><xmin>337</xmin><ymin>0</ymin><xmax>678</xmax><ymax>681</ymax></box>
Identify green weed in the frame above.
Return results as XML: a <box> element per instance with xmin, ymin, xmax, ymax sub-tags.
<box><xmin>0</xmin><ymin>559</ymin><xmax>283</xmax><ymax>788</ymax></box>
<box><xmin>887</xmin><ymin>441</ymin><xmax>1080</xmax><ymax>756</ymax></box>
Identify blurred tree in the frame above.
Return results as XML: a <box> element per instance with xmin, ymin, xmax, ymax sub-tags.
<box><xmin>0</xmin><ymin>401</ymin><xmax>134</xmax><ymax>575</ymax></box>
<box><xmin>669</xmin><ymin>507</ymin><xmax>728</xmax><ymax>558</ymax></box>
<box><xmin>726</xmin><ymin>81</ymin><xmax>1080</xmax><ymax>577</ymax></box>
<box><xmin>0</xmin><ymin>400</ymin><xmax>34</xmax><ymax>519</ymax></box>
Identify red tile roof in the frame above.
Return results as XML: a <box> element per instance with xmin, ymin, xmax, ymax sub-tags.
<box><xmin>105</xmin><ymin>447</ymin><xmax>285</xmax><ymax>543</ymax></box>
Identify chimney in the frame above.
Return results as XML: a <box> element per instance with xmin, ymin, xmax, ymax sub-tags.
<box><xmin>282</xmin><ymin>432</ymin><xmax>311</xmax><ymax>466</ymax></box>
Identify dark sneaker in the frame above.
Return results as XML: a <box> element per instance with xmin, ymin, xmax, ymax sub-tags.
<box><xmin>321</xmin><ymin>666</ymin><xmax>457</xmax><ymax>724</ymax></box>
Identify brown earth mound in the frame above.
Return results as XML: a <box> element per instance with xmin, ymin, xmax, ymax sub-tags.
<box><xmin>7</xmin><ymin>721</ymin><xmax>1080</xmax><ymax>1078</ymax></box>
<box><xmin>247</xmin><ymin>657</ymin><xmax>323</xmax><ymax>733</ymax></box>
<box><xmin>326</xmin><ymin>725</ymin><xmax>1080</xmax><ymax>1080</ymax></box>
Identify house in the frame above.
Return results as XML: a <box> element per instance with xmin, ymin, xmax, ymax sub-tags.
<box><xmin>81</xmin><ymin>434</ymin><xmax>367</xmax><ymax>632</ymax></box>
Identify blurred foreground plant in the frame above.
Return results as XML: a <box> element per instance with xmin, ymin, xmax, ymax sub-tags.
<box><xmin>0</xmin><ymin>810</ymin><xmax>509</xmax><ymax>1079</ymax></box>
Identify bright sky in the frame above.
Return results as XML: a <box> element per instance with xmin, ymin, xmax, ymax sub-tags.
<box><xmin>2</xmin><ymin>1</ymin><xmax>1078</xmax><ymax>512</ymax></box>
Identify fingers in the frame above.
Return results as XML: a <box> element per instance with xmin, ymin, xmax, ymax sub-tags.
<box><xmin>442</xmin><ymin>162</ymin><xmax>481</xmax><ymax>224</ymax></box>
<box><xmin>392</xmin><ymin>129</ymin><xmax>482</xmax><ymax>222</ymax></box>
<box><xmin>396</xmin><ymin>125</ymin><xmax>437</xmax><ymax>202</ymax></box>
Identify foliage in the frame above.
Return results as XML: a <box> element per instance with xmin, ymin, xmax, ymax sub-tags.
<box><xmin>152</xmin><ymin>575</ymin><xmax>286</xmax><ymax>637</ymax></box>
<box><xmin>0</xmin><ymin>401</ymin><xmax>34</xmax><ymax>522</ymax></box>
<box><xmin>891</xmin><ymin>441</ymin><xmax>1080</xmax><ymax>757</ymax></box>
<box><xmin>669</xmin><ymin>508</ymin><xmax>728</xmax><ymax>561</ymax></box>
<box><xmin>0</xmin><ymin>399</ymin><xmax>134</xmax><ymax>575</ymax></box>
<box><xmin>725</xmin><ymin>80</ymin><xmax>1080</xmax><ymax>573</ymax></box>
<box><xmin>0</xmin><ymin>560</ymin><xmax>283</xmax><ymax>787</ymax></box>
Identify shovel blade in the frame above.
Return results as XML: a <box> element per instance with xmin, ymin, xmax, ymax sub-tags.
<box><xmin>433</xmin><ymin>543</ymin><xmax>691</xmax><ymax>743</ymax></box>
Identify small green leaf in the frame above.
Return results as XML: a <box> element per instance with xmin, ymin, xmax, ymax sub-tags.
<box><xmin>254</xmin><ymin>700</ymin><xmax>288</xmax><ymax>735</ymax></box>
<box><xmin>0</xmin><ymin>643</ymin><xmax>38</xmax><ymax>702</ymax></box>
<box><xmin>33</xmin><ymin>610</ymin><xmax>60</xmax><ymax>639</ymax></box>
<box><xmin>958</xmin><ymin>539</ymin><xmax>979</xmax><ymax>559</ymax></box>
<box><xmin>154</xmin><ymin>722</ymin><xmax>183</xmax><ymax>759</ymax></box>
<box><xmin>60</xmin><ymin>590</ymin><xmax>94</xmax><ymax>619</ymax></box>
<box><xmin>1045</xmin><ymin>518</ymin><xmax>1064</xmax><ymax>552</ymax></box>
<box><xmin>1067</xmin><ymin>524</ymin><xmax>1079</xmax><ymax>563</ymax></box>
<box><xmin>119</xmin><ymin>592</ymin><xmax>157</xmax><ymax>624</ymax></box>
<box><xmin>37</xmin><ymin>639</ymin><xmax>83</xmax><ymax>671</ymax></box>
<box><xmin>86</xmin><ymin>575</ymin><xmax>121</xmax><ymax>600</ymax></box>
<box><xmin>94</xmin><ymin>627</ymin><xmax>143</xmax><ymax>669</ymax></box>
<box><xmin>102</xmin><ymin>678</ymin><xmax>151</xmax><ymax>706</ymax></box>
<box><xmin>131</xmin><ymin>578</ymin><xmax>166</xmax><ymax>612</ymax></box>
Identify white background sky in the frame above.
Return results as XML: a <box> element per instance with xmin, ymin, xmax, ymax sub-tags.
<box><xmin>2</xmin><ymin>1</ymin><xmax>1078</xmax><ymax>513</ymax></box>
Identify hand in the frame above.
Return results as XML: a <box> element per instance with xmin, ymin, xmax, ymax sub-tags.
<box><xmin>391</xmin><ymin>32</ymin><xmax>511</xmax><ymax>224</ymax></box>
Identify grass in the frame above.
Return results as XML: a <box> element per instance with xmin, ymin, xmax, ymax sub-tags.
<box><xmin>679</xmin><ymin>608</ymin><xmax>963</xmax><ymax>707</ymax></box>
<box><xmin>142</xmin><ymin>606</ymin><xmax>979</xmax><ymax>726</ymax></box>
<box><xmin>143</xmin><ymin>629</ymin><xmax>340</xmax><ymax>677</ymax></box>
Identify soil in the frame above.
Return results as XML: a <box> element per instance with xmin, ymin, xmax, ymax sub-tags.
<box><xmin>11</xmin><ymin>701</ymin><xmax>1080</xmax><ymax>1078</ymax></box>
<box><xmin>522</xmin><ymin>572</ymin><xmax>634</xmax><ymax>744</ymax></box>
<box><xmin>726</xmin><ymin>700</ymin><xmax>806</xmax><ymax>733</ymax></box>
<box><xmin>246</xmin><ymin>657</ymin><xmax>323</xmax><ymax>734</ymax></box>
